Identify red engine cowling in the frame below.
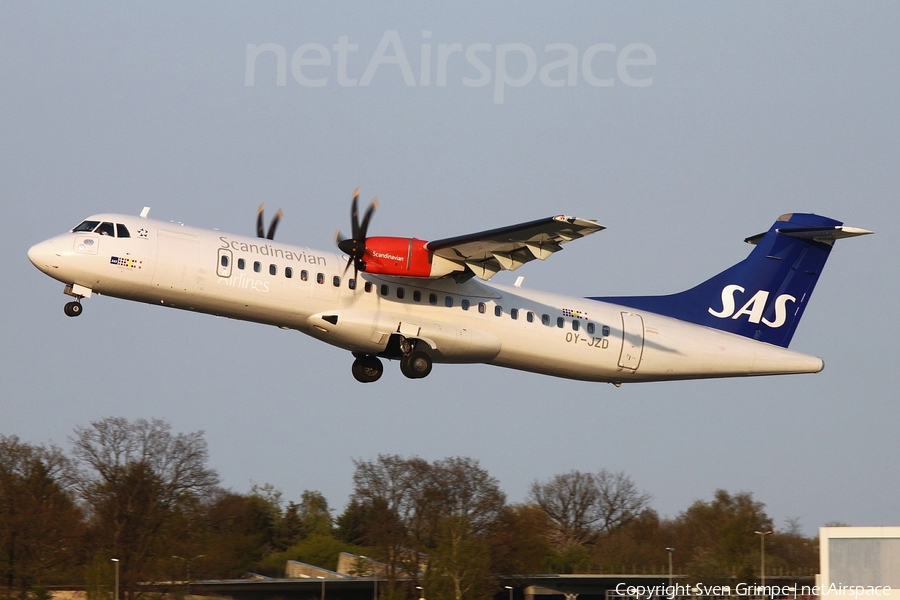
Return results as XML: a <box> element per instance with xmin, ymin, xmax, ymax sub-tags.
<box><xmin>362</xmin><ymin>237</ymin><xmax>434</xmax><ymax>277</ymax></box>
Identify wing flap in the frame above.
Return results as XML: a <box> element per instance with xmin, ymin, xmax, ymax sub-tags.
<box><xmin>426</xmin><ymin>215</ymin><xmax>604</xmax><ymax>280</ymax></box>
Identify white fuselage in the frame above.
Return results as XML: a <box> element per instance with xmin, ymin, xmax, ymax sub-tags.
<box><xmin>27</xmin><ymin>213</ymin><xmax>825</xmax><ymax>384</ymax></box>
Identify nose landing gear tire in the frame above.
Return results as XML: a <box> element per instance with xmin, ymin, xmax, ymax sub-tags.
<box><xmin>400</xmin><ymin>351</ymin><xmax>432</xmax><ymax>379</ymax></box>
<box><xmin>352</xmin><ymin>355</ymin><xmax>384</xmax><ymax>383</ymax></box>
<box><xmin>64</xmin><ymin>301</ymin><xmax>82</xmax><ymax>317</ymax></box>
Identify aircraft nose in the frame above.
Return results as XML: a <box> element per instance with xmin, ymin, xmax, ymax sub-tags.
<box><xmin>27</xmin><ymin>240</ymin><xmax>55</xmax><ymax>273</ymax></box>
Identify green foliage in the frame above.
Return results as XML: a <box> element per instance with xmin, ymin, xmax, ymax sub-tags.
<box><xmin>674</xmin><ymin>489</ymin><xmax>774</xmax><ymax>581</ymax></box>
<box><xmin>26</xmin><ymin>589</ymin><xmax>51</xmax><ymax>600</ymax></box>
<box><xmin>260</xmin><ymin>534</ymin><xmax>365</xmax><ymax>573</ymax></box>
<box><xmin>84</xmin><ymin>551</ymin><xmax>113</xmax><ymax>600</ymax></box>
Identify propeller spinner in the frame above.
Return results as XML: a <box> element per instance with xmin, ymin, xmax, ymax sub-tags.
<box><xmin>336</xmin><ymin>188</ymin><xmax>378</xmax><ymax>276</ymax></box>
<box><xmin>257</xmin><ymin>204</ymin><xmax>283</xmax><ymax>240</ymax></box>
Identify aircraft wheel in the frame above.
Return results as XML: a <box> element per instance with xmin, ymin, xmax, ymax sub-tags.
<box><xmin>400</xmin><ymin>351</ymin><xmax>432</xmax><ymax>379</ymax></box>
<box><xmin>64</xmin><ymin>301</ymin><xmax>82</xmax><ymax>317</ymax></box>
<box><xmin>352</xmin><ymin>355</ymin><xmax>383</xmax><ymax>383</ymax></box>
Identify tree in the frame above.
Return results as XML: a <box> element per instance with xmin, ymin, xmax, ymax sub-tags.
<box><xmin>486</xmin><ymin>504</ymin><xmax>553</xmax><ymax>577</ymax></box>
<box><xmin>347</xmin><ymin>455</ymin><xmax>506</xmax><ymax>600</ymax></box>
<box><xmin>529</xmin><ymin>470</ymin><xmax>600</xmax><ymax>550</ymax></box>
<box><xmin>673</xmin><ymin>489</ymin><xmax>773</xmax><ymax>581</ymax></box>
<box><xmin>297</xmin><ymin>490</ymin><xmax>334</xmax><ymax>538</ymax></box>
<box><xmin>0</xmin><ymin>436</ymin><xmax>82</xmax><ymax>599</ymax></box>
<box><xmin>425</xmin><ymin>516</ymin><xmax>491</xmax><ymax>600</ymax></box>
<box><xmin>69</xmin><ymin>418</ymin><xmax>219</xmax><ymax>592</ymax></box>
<box><xmin>529</xmin><ymin>469</ymin><xmax>649</xmax><ymax>554</ymax></box>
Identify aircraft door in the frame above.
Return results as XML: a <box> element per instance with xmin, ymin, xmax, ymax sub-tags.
<box><xmin>617</xmin><ymin>312</ymin><xmax>644</xmax><ymax>371</ymax></box>
<box><xmin>217</xmin><ymin>248</ymin><xmax>233</xmax><ymax>278</ymax></box>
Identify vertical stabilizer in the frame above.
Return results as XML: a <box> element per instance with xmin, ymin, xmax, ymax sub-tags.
<box><xmin>589</xmin><ymin>213</ymin><xmax>871</xmax><ymax>347</ymax></box>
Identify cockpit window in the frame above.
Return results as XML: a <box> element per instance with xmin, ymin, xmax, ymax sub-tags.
<box><xmin>72</xmin><ymin>220</ymin><xmax>100</xmax><ymax>233</ymax></box>
<box><xmin>116</xmin><ymin>224</ymin><xmax>130</xmax><ymax>238</ymax></box>
<box><xmin>96</xmin><ymin>222</ymin><xmax>115</xmax><ymax>236</ymax></box>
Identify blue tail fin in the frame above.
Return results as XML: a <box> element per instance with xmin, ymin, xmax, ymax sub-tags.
<box><xmin>588</xmin><ymin>213</ymin><xmax>871</xmax><ymax>347</ymax></box>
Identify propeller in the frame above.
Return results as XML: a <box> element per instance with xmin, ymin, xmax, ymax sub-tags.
<box><xmin>336</xmin><ymin>188</ymin><xmax>378</xmax><ymax>277</ymax></box>
<box><xmin>257</xmin><ymin>204</ymin><xmax>283</xmax><ymax>240</ymax></box>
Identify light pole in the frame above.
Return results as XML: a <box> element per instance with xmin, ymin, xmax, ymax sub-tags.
<box><xmin>111</xmin><ymin>558</ymin><xmax>119</xmax><ymax>600</ymax></box>
<box><xmin>416</xmin><ymin>585</ymin><xmax>424</xmax><ymax>600</ymax></box>
<box><xmin>318</xmin><ymin>576</ymin><xmax>325</xmax><ymax>600</ymax></box>
<box><xmin>506</xmin><ymin>585</ymin><xmax>513</xmax><ymax>600</ymax></box>
<box><xmin>665</xmin><ymin>548</ymin><xmax>675</xmax><ymax>588</ymax></box>
<box><xmin>755</xmin><ymin>530</ymin><xmax>773</xmax><ymax>593</ymax></box>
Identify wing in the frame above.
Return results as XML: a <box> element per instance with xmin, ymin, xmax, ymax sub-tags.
<box><xmin>425</xmin><ymin>215</ymin><xmax>604</xmax><ymax>280</ymax></box>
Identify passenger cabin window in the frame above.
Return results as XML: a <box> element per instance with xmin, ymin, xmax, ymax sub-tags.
<box><xmin>602</xmin><ymin>325</ymin><xmax>610</xmax><ymax>337</ymax></box>
<box><xmin>348</xmin><ymin>278</ymin><xmax>356</xmax><ymax>290</ymax></box>
<box><xmin>462</xmin><ymin>299</ymin><xmax>470</xmax><ymax>311</ymax></box>
<box><xmin>396</xmin><ymin>287</ymin><xmax>405</xmax><ymax>299</ymax></box>
<box><xmin>478</xmin><ymin>302</ymin><xmax>486</xmax><ymax>314</ymax></box>
<box><xmin>587</xmin><ymin>322</ymin><xmax>595</xmax><ymax>335</ymax></box>
<box><xmin>253</xmin><ymin>261</ymin><xmax>261</xmax><ymax>273</ymax></box>
<box><xmin>413</xmin><ymin>290</ymin><xmax>422</xmax><ymax>302</ymax></box>
<box><xmin>73</xmin><ymin>220</ymin><xmax>100</xmax><ymax>233</ymax></box>
<box><xmin>542</xmin><ymin>314</ymin><xmax>550</xmax><ymax>326</ymax></box>
<box><xmin>285</xmin><ymin>267</ymin><xmax>293</xmax><ymax>279</ymax></box>
<box><xmin>429</xmin><ymin>293</ymin><xmax>437</xmax><ymax>305</ymax></box>
<box><xmin>380</xmin><ymin>284</ymin><xmax>389</xmax><ymax>296</ymax></box>
<box><xmin>116</xmin><ymin>224</ymin><xmax>130</xmax><ymax>238</ymax></box>
<box><xmin>494</xmin><ymin>306</ymin><xmax>502</xmax><ymax>317</ymax></box>
<box><xmin>269</xmin><ymin>264</ymin><xmax>277</xmax><ymax>276</ymax></box>
<box><xmin>557</xmin><ymin>317</ymin><xmax>565</xmax><ymax>328</ymax></box>
<box><xmin>527</xmin><ymin>311</ymin><xmax>535</xmax><ymax>323</ymax></box>
<box><xmin>317</xmin><ymin>273</ymin><xmax>324</xmax><ymax>284</ymax></box>
<box><xmin>220</xmin><ymin>255</ymin><xmax>229</xmax><ymax>268</ymax></box>
<box><xmin>445</xmin><ymin>296</ymin><xmax>454</xmax><ymax>308</ymax></box>
<box><xmin>333</xmin><ymin>276</ymin><xmax>341</xmax><ymax>287</ymax></box>
<box><xmin>301</xmin><ymin>270</ymin><xmax>309</xmax><ymax>281</ymax></box>
<box><xmin>510</xmin><ymin>308</ymin><xmax>519</xmax><ymax>320</ymax></box>
<box><xmin>238</xmin><ymin>258</ymin><xmax>245</xmax><ymax>270</ymax></box>
<box><xmin>96</xmin><ymin>222</ymin><xmax>115</xmax><ymax>236</ymax></box>
<box><xmin>572</xmin><ymin>320</ymin><xmax>580</xmax><ymax>331</ymax></box>
<box><xmin>365</xmin><ymin>281</ymin><xmax>373</xmax><ymax>293</ymax></box>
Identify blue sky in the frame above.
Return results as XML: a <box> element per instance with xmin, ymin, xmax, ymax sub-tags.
<box><xmin>2</xmin><ymin>2</ymin><xmax>898</xmax><ymax>535</ymax></box>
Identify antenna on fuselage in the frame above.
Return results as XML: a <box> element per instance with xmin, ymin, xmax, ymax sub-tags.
<box><xmin>140</xmin><ymin>207</ymin><xmax>151</xmax><ymax>218</ymax></box>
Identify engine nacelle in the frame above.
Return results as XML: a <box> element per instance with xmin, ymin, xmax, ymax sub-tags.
<box><xmin>362</xmin><ymin>237</ymin><xmax>461</xmax><ymax>278</ymax></box>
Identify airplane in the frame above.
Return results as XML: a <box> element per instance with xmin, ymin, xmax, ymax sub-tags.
<box><xmin>27</xmin><ymin>191</ymin><xmax>871</xmax><ymax>384</ymax></box>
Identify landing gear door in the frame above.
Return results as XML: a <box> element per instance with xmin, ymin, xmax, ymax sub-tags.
<box><xmin>217</xmin><ymin>248</ymin><xmax>233</xmax><ymax>278</ymax></box>
<box><xmin>618</xmin><ymin>312</ymin><xmax>644</xmax><ymax>371</ymax></box>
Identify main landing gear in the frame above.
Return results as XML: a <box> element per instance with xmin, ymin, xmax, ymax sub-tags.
<box><xmin>64</xmin><ymin>300</ymin><xmax>83</xmax><ymax>317</ymax></box>
<box><xmin>400</xmin><ymin>351</ymin><xmax>432</xmax><ymax>379</ymax></box>
<box><xmin>352</xmin><ymin>354</ymin><xmax>384</xmax><ymax>383</ymax></box>
<box><xmin>350</xmin><ymin>347</ymin><xmax>434</xmax><ymax>383</ymax></box>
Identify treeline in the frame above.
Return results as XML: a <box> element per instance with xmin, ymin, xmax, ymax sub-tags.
<box><xmin>1</xmin><ymin>418</ymin><xmax>818</xmax><ymax>600</ymax></box>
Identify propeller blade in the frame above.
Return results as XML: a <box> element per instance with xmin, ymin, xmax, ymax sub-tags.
<box><xmin>335</xmin><ymin>188</ymin><xmax>377</xmax><ymax>281</ymax></box>
<box><xmin>256</xmin><ymin>204</ymin><xmax>265</xmax><ymax>238</ymax></box>
<box><xmin>359</xmin><ymin>198</ymin><xmax>378</xmax><ymax>239</ymax></box>
<box><xmin>266</xmin><ymin>208</ymin><xmax>283</xmax><ymax>240</ymax></box>
<box><xmin>350</xmin><ymin>188</ymin><xmax>360</xmax><ymax>240</ymax></box>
